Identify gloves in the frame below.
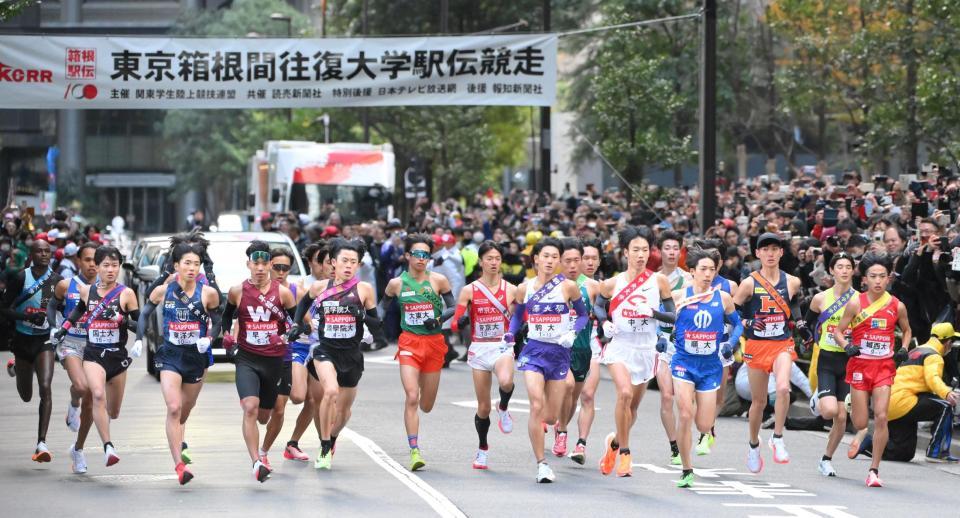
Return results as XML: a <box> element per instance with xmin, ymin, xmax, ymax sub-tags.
<box><xmin>433</xmin><ymin>257</ymin><xmax>444</xmax><ymax>267</ymax></box>
<box><xmin>745</xmin><ymin>318</ymin><xmax>766</xmax><ymax>332</ymax></box>
<box><xmin>51</xmin><ymin>327</ymin><xmax>67</xmax><ymax>344</ymax></box>
<box><xmin>502</xmin><ymin>332</ymin><xmax>515</xmax><ymax>345</ymax></box>
<box><xmin>795</xmin><ymin>320</ymin><xmax>814</xmax><ymax>345</ymax></box>
<box><xmin>558</xmin><ymin>331</ymin><xmax>576</xmax><ymax>349</ymax></box>
<box><xmin>222</xmin><ymin>333</ymin><xmax>237</xmax><ymax>351</ymax></box>
<box><xmin>27</xmin><ymin>312</ymin><xmax>47</xmax><ymax>326</ymax></box>
<box><xmin>268</xmin><ymin>334</ymin><xmax>286</xmax><ymax>347</ymax></box>
<box><xmin>130</xmin><ymin>339</ymin><xmax>143</xmax><ymax>359</ymax></box>
<box><xmin>720</xmin><ymin>341</ymin><xmax>735</xmax><ymax>360</ymax></box>
<box><xmin>424</xmin><ymin>317</ymin><xmax>440</xmax><ymax>331</ymax></box>
<box><xmin>602</xmin><ymin>320</ymin><xmax>618</xmax><ymax>338</ymax></box>
<box><xmin>196</xmin><ymin>337</ymin><xmax>211</xmax><ymax>354</ymax></box>
<box><xmin>457</xmin><ymin>314</ymin><xmax>470</xmax><ymax>330</ymax></box>
<box><xmin>844</xmin><ymin>344</ymin><xmax>860</xmax><ymax>357</ymax></box>
<box><xmin>361</xmin><ymin>325</ymin><xmax>373</xmax><ymax>345</ymax></box>
<box><xmin>894</xmin><ymin>347</ymin><xmax>909</xmax><ymax>363</ymax></box>
<box><xmin>286</xmin><ymin>324</ymin><xmax>305</xmax><ymax>343</ymax></box>
<box><xmin>655</xmin><ymin>335</ymin><xmax>668</xmax><ymax>353</ymax></box>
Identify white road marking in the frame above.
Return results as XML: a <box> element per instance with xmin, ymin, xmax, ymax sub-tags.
<box><xmin>451</xmin><ymin>398</ymin><xmax>599</xmax><ymax>415</ymax></box>
<box><xmin>685</xmin><ymin>480</ymin><xmax>815</xmax><ymax>499</ymax></box>
<box><xmin>341</xmin><ymin>428</ymin><xmax>466</xmax><ymax>518</ymax></box>
<box><xmin>633</xmin><ymin>463</ymin><xmax>755</xmax><ymax>478</ymax></box>
<box><xmin>722</xmin><ymin>504</ymin><xmax>858</xmax><ymax>518</ymax></box>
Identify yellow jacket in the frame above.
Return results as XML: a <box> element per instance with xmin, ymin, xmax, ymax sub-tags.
<box><xmin>888</xmin><ymin>337</ymin><xmax>952</xmax><ymax>421</ymax></box>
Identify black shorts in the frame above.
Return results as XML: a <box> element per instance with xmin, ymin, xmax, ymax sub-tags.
<box><xmin>816</xmin><ymin>349</ymin><xmax>850</xmax><ymax>401</ymax></box>
<box><xmin>83</xmin><ymin>346</ymin><xmax>130</xmax><ymax>382</ymax></box>
<box><xmin>234</xmin><ymin>349</ymin><xmax>284</xmax><ymax>409</ymax></box>
<box><xmin>570</xmin><ymin>347</ymin><xmax>592</xmax><ymax>383</ymax></box>
<box><xmin>308</xmin><ymin>345</ymin><xmax>364</xmax><ymax>388</ymax></box>
<box><xmin>11</xmin><ymin>332</ymin><xmax>54</xmax><ymax>363</ymax></box>
<box><xmin>156</xmin><ymin>345</ymin><xmax>207</xmax><ymax>384</ymax></box>
<box><xmin>277</xmin><ymin>361</ymin><xmax>292</xmax><ymax>397</ymax></box>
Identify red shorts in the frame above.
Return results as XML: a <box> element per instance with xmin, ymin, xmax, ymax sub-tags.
<box><xmin>396</xmin><ymin>331</ymin><xmax>447</xmax><ymax>373</ymax></box>
<box><xmin>742</xmin><ymin>339</ymin><xmax>797</xmax><ymax>374</ymax></box>
<box><xmin>845</xmin><ymin>357</ymin><xmax>895</xmax><ymax>392</ymax></box>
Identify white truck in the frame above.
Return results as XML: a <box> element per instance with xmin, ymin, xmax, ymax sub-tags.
<box><xmin>248</xmin><ymin>141</ymin><xmax>395</xmax><ymax>224</ymax></box>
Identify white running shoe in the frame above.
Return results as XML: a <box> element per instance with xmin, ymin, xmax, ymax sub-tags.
<box><xmin>746</xmin><ymin>444</ymin><xmax>764</xmax><ymax>473</ymax></box>
<box><xmin>70</xmin><ymin>444</ymin><xmax>87</xmax><ymax>474</ymax></box>
<box><xmin>472</xmin><ymin>449</ymin><xmax>488</xmax><ymax>470</ymax></box>
<box><xmin>497</xmin><ymin>408</ymin><xmax>513</xmax><ymax>434</ymax></box>
<box><xmin>818</xmin><ymin>459</ymin><xmax>837</xmax><ymax>477</ymax></box>
<box><xmin>768</xmin><ymin>435</ymin><xmax>790</xmax><ymax>464</ymax></box>
<box><xmin>66</xmin><ymin>403</ymin><xmax>81</xmax><ymax>432</ymax></box>
<box><xmin>104</xmin><ymin>444</ymin><xmax>120</xmax><ymax>467</ymax></box>
<box><xmin>536</xmin><ymin>462</ymin><xmax>555</xmax><ymax>483</ymax></box>
<box><xmin>32</xmin><ymin>441</ymin><xmax>52</xmax><ymax>463</ymax></box>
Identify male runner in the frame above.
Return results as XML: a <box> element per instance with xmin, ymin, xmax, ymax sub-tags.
<box><xmin>833</xmin><ymin>252</ymin><xmax>911</xmax><ymax>487</ymax></box>
<box><xmin>381</xmin><ymin>234</ymin><xmax>456</xmax><ymax>471</ymax></box>
<box><xmin>569</xmin><ymin>237</ymin><xmax>605</xmax><ymax>464</ymax></box>
<box><xmin>804</xmin><ymin>253</ymin><xmax>857</xmax><ymax>477</ymax></box>
<box><xmin>700</xmin><ymin>242</ymin><xmax>738</xmax><ymax>456</ymax></box>
<box><xmin>508</xmin><ymin>236</ymin><xmax>590</xmax><ymax>483</ymax></box>
<box><xmin>220</xmin><ymin>240</ymin><xmax>297</xmax><ymax>482</ymax></box>
<box><xmin>656</xmin><ymin>230</ymin><xmax>691</xmax><ymax>465</ymax></box>
<box><xmin>594</xmin><ymin>226</ymin><xmax>676</xmax><ymax>478</ymax></box>
<box><xmin>2</xmin><ymin>240</ymin><xmax>60</xmax><ymax>462</ymax></box>
<box><xmin>732</xmin><ymin>233</ymin><xmax>812</xmax><ymax>473</ymax></box>
<box><xmin>451</xmin><ymin>240</ymin><xmax>518</xmax><ymax>470</ymax></box>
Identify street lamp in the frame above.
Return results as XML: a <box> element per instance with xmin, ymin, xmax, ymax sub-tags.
<box><xmin>314</xmin><ymin>114</ymin><xmax>331</xmax><ymax>144</ymax></box>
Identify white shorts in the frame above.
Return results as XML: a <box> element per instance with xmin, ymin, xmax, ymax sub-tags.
<box><xmin>590</xmin><ymin>338</ymin><xmax>602</xmax><ymax>361</ymax></box>
<box><xmin>601</xmin><ymin>337</ymin><xmax>658</xmax><ymax>385</ymax></box>
<box><xmin>467</xmin><ymin>341</ymin><xmax>513</xmax><ymax>372</ymax></box>
<box><xmin>58</xmin><ymin>335</ymin><xmax>86</xmax><ymax>363</ymax></box>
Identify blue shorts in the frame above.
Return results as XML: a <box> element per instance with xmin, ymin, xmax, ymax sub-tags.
<box><xmin>156</xmin><ymin>344</ymin><xmax>207</xmax><ymax>384</ymax></box>
<box><xmin>207</xmin><ymin>348</ymin><xmax>214</xmax><ymax>367</ymax></box>
<box><xmin>671</xmin><ymin>353</ymin><xmax>722</xmax><ymax>393</ymax></box>
<box><xmin>291</xmin><ymin>341</ymin><xmax>312</xmax><ymax>366</ymax></box>
<box><xmin>517</xmin><ymin>339</ymin><xmax>571</xmax><ymax>381</ymax></box>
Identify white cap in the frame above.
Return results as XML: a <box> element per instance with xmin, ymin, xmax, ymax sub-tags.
<box><xmin>63</xmin><ymin>243</ymin><xmax>79</xmax><ymax>257</ymax></box>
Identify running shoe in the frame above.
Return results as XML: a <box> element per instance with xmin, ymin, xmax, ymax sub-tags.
<box><xmin>32</xmin><ymin>441</ymin><xmax>52</xmax><ymax>463</ymax></box>
<box><xmin>409</xmin><ymin>448</ymin><xmax>426</xmax><ymax>471</ymax></box>
<box><xmin>696</xmin><ymin>433</ymin><xmax>715</xmax><ymax>456</ymax></box>
<box><xmin>553</xmin><ymin>431</ymin><xmax>568</xmax><ymax>457</ymax></box>
<box><xmin>847</xmin><ymin>430</ymin><xmax>869</xmax><ymax>459</ymax></box>
<box><xmin>104</xmin><ymin>444</ymin><xmax>120</xmax><ymax>467</ymax></box>
<box><xmin>670</xmin><ymin>452</ymin><xmax>681</xmax><ymax>465</ymax></box>
<box><xmin>818</xmin><ymin>459</ymin><xmax>837</xmax><ymax>477</ymax></box>
<box><xmin>768</xmin><ymin>435</ymin><xmax>790</xmax><ymax>464</ymax></box>
<box><xmin>284</xmin><ymin>443</ymin><xmax>310</xmax><ymax>462</ymax></box>
<box><xmin>599</xmin><ymin>432</ymin><xmax>618</xmax><ymax>475</ymax></box>
<box><xmin>849</xmin><ymin>433</ymin><xmax>873</xmax><ymax>460</ymax></box>
<box><xmin>69</xmin><ymin>444</ymin><xmax>87</xmax><ymax>474</ymax></box>
<box><xmin>176</xmin><ymin>461</ymin><xmax>194</xmax><ymax>485</ymax></box>
<box><xmin>259</xmin><ymin>453</ymin><xmax>272</xmax><ymax>471</ymax></box>
<box><xmin>472</xmin><ymin>449</ymin><xmax>488</xmax><ymax>470</ymax></box>
<box><xmin>536</xmin><ymin>462</ymin><xmax>555</xmax><ymax>483</ymax></box>
<box><xmin>925</xmin><ymin>453</ymin><xmax>960</xmax><ymax>463</ymax></box>
<box><xmin>746</xmin><ymin>444</ymin><xmax>763</xmax><ymax>473</ymax></box>
<box><xmin>865</xmin><ymin>470</ymin><xmax>883</xmax><ymax>487</ymax></box>
<box><xmin>676</xmin><ymin>471</ymin><xmax>694</xmax><ymax>488</ymax></box>
<box><xmin>569</xmin><ymin>443</ymin><xmax>586</xmax><ymax>465</ymax></box>
<box><xmin>315</xmin><ymin>451</ymin><xmax>332</xmax><ymax>470</ymax></box>
<box><xmin>616</xmin><ymin>452</ymin><xmax>632</xmax><ymax>477</ymax></box>
<box><xmin>497</xmin><ymin>408</ymin><xmax>513</xmax><ymax>434</ymax></box>
<box><xmin>66</xmin><ymin>403</ymin><xmax>80</xmax><ymax>432</ymax></box>
<box><xmin>180</xmin><ymin>442</ymin><xmax>192</xmax><ymax>465</ymax></box>
<box><xmin>6</xmin><ymin>358</ymin><xmax>14</xmax><ymax>377</ymax></box>
<box><xmin>253</xmin><ymin>459</ymin><xmax>271</xmax><ymax>483</ymax></box>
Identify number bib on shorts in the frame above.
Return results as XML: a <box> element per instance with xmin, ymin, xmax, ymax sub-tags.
<box><xmin>88</xmin><ymin>320</ymin><xmax>120</xmax><ymax>345</ymax></box>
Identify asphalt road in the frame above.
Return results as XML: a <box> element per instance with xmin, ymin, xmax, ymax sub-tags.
<box><xmin>3</xmin><ymin>345</ymin><xmax>959</xmax><ymax>518</ymax></box>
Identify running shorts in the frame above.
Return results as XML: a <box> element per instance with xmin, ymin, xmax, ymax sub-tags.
<box><xmin>601</xmin><ymin>337</ymin><xmax>658</xmax><ymax>385</ymax></box>
<box><xmin>234</xmin><ymin>348</ymin><xmax>284</xmax><ymax>409</ymax></box>
<box><xmin>517</xmin><ymin>339</ymin><xmax>571</xmax><ymax>382</ymax></box>
<box><xmin>12</xmin><ymin>332</ymin><xmax>54</xmax><ymax>363</ymax></box>
<box><xmin>816</xmin><ymin>349</ymin><xmax>850</xmax><ymax>401</ymax></box>
<box><xmin>277</xmin><ymin>360</ymin><xmax>292</xmax><ymax>396</ymax></box>
<box><xmin>290</xmin><ymin>340</ymin><xmax>312</xmax><ymax>366</ymax></box>
<box><xmin>846</xmin><ymin>357</ymin><xmax>895</xmax><ymax>392</ymax></box>
<box><xmin>309</xmin><ymin>345</ymin><xmax>364</xmax><ymax>388</ymax></box>
<box><xmin>396</xmin><ymin>331</ymin><xmax>446</xmax><ymax>373</ymax></box>
<box><xmin>58</xmin><ymin>335</ymin><xmax>86</xmax><ymax>363</ymax></box>
<box><xmin>671</xmin><ymin>353</ymin><xmax>723</xmax><ymax>392</ymax></box>
<box><xmin>467</xmin><ymin>341</ymin><xmax>513</xmax><ymax>372</ymax></box>
<box><xmin>83</xmin><ymin>346</ymin><xmax>130</xmax><ymax>382</ymax></box>
<box><xmin>570</xmin><ymin>346</ymin><xmax>592</xmax><ymax>382</ymax></box>
<box><xmin>155</xmin><ymin>344</ymin><xmax>207</xmax><ymax>384</ymax></box>
<box><xmin>742</xmin><ymin>338</ymin><xmax>797</xmax><ymax>373</ymax></box>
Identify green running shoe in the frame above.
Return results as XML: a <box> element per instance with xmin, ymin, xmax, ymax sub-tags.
<box><xmin>315</xmin><ymin>451</ymin><xmax>332</xmax><ymax>470</ymax></box>
<box><xmin>696</xmin><ymin>433</ymin><xmax>715</xmax><ymax>456</ymax></box>
<box><xmin>180</xmin><ymin>444</ymin><xmax>192</xmax><ymax>465</ymax></box>
<box><xmin>670</xmin><ymin>452</ymin><xmax>681</xmax><ymax>466</ymax></box>
<box><xmin>676</xmin><ymin>471</ymin><xmax>694</xmax><ymax>488</ymax></box>
<box><xmin>409</xmin><ymin>448</ymin><xmax>426</xmax><ymax>471</ymax></box>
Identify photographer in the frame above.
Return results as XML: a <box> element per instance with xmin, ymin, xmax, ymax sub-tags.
<box><xmin>900</xmin><ymin>217</ymin><xmax>952</xmax><ymax>343</ymax></box>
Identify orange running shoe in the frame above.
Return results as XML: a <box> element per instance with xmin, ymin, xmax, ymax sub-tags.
<box><xmin>599</xmin><ymin>432</ymin><xmax>619</xmax><ymax>475</ymax></box>
<box><xmin>616</xmin><ymin>452</ymin><xmax>632</xmax><ymax>477</ymax></box>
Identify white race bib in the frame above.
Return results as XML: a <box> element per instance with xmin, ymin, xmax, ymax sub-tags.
<box><xmin>168</xmin><ymin>321</ymin><xmax>201</xmax><ymax>345</ymax></box>
<box><xmin>323</xmin><ymin>313</ymin><xmax>357</xmax><ymax>339</ymax></box>
<box><xmin>88</xmin><ymin>321</ymin><xmax>120</xmax><ymax>345</ymax></box>
<box><xmin>245</xmin><ymin>321</ymin><xmax>278</xmax><ymax>346</ymax></box>
<box><xmin>23</xmin><ymin>308</ymin><xmax>49</xmax><ymax>330</ymax></box>
<box><xmin>683</xmin><ymin>330</ymin><xmax>718</xmax><ymax>355</ymax></box>
<box><xmin>528</xmin><ymin>313</ymin><xmax>564</xmax><ymax>340</ymax></box>
<box><xmin>404</xmin><ymin>303</ymin><xmax>433</xmax><ymax>326</ymax></box>
<box><xmin>755</xmin><ymin>314</ymin><xmax>786</xmax><ymax>338</ymax></box>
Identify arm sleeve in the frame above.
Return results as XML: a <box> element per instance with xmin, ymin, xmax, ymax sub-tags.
<box><xmin>571</xmin><ymin>297</ymin><xmax>589</xmax><ymax>333</ymax></box>
<box><xmin>451</xmin><ymin>303</ymin><xmax>467</xmax><ymax>333</ymax></box>
<box><xmin>46</xmin><ymin>294</ymin><xmax>61</xmax><ymax>328</ymax></box>
<box><xmin>365</xmin><ymin>307</ymin><xmax>386</xmax><ymax>345</ymax></box>
<box><xmin>0</xmin><ymin>273</ymin><xmax>28</xmax><ymax>321</ymax></box>
<box><xmin>293</xmin><ymin>294</ymin><xmax>315</xmax><ymax>328</ymax></box>
<box><xmin>221</xmin><ymin>302</ymin><xmax>237</xmax><ymax>336</ymax></box>
<box><xmin>593</xmin><ymin>294</ymin><xmax>610</xmax><ymax>322</ymax></box>
<box><xmin>378</xmin><ymin>294</ymin><xmax>396</xmax><ymax>320</ymax></box>
<box><xmin>438</xmin><ymin>291</ymin><xmax>456</xmax><ymax>323</ymax></box>
<box><xmin>789</xmin><ymin>294</ymin><xmax>803</xmax><ymax>322</ymax></box>
<box><xmin>126</xmin><ymin>309</ymin><xmax>141</xmax><ymax>331</ymax></box>
<box><xmin>725</xmin><ymin>309</ymin><xmax>744</xmax><ymax>345</ymax></box>
<box><xmin>136</xmin><ymin>300</ymin><xmax>157</xmax><ymax>341</ymax></box>
<box><xmin>208</xmin><ymin>305</ymin><xmax>222</xmax><ymax>339</ymax></box>
<box><xmin>803</xmin><ymin>307</ymin><xmax>821</xmax><ymax>331</ymax></box>
<box><xmin>652</xmin><ymin>297</ymin><xmax>676</xmax><ymax>324</ymax></box>
<box><xmin>924</xmin><ymin>355</ymin><xmax>952</xmax><ymax>399</ymax></box>
<box><xmin>509</xmin><ymin>301</ymin><xmax>526</xmax><ymax>335</ymax></box>
<box><xmin>64</xmin><ymin>298</ymin><xmax>86</xmax><ymax>326</ymax></box>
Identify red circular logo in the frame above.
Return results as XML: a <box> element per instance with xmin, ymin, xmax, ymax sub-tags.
<box><xmin>82</xmin><ymin>84</ymin><xmax>97</xmax><ymax>99</ymax></box>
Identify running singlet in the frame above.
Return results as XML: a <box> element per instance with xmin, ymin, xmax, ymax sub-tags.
<box><xmin>398</xmin><ymin>272</ymin><xmax>442</xmax><ymax>336</ymax></box>
<box><xmin>674</xmin><ymin>287</ymin><xmax>725</xmax><ymax>357</ymax></box>
<box><xmin>711</xmin><ymin>275</ymin><xmax>732</xmax><ymax>295</ymax></box>
<box><xmin>237</xmin><ymin>280</ymin><xmax>287</xmax><ymax>357</ymax></box>
<box><xmin>162</xmin><ymin>281</ymin><xmax>208</xmax><ymax>347</ymax></box>
<box><xmin>312</xmin><ymin>279</ymin><xmax>363</xmax><ymax>350</ymax></box>
<box><xmin>64</xmin><ymin>277</ymin><xmax>89</xmax><ymax>338</ymax></box>
<box><xmin>86</xmin><ymin>285</ymin><xmax>127</xmax><ymax>349</ymax></box>
<box><xmin>469</xmin><ymin>279</ymin><xmax>509</xmax><ymax>343</ymax></box>
<box><xmin>745</xmin><ymin>272</ymin><xmax>791</xmax><ymax>341</ymax></box>
<box><xmin>850</xmin><ymin>292</ymin><xmax>899</xmax><ymax>360</ymax></box>
<box><xmin>15</xmin><ymin>268</ymin><xmax>55</xmax><ymax>336</ymax></box>
<box><xmin>817</xmin><ymin>287</ymin><xmax>854</xmax><ymax>353</ymax></box>
<box><xmin>610</xmin><ymin>270</ymin><xmax>660</xmax><ymax>345</ymax></box>
<box><xmin>571</xmin><ymin>275</ymin><xmax>593</xmax><ymax>350</ymax></box>
<box><xmin>524</xmin><ymin>275</ymin><xmax>570</xmax><ymax>345</ymax></box>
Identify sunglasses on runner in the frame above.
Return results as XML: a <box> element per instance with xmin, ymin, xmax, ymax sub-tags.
<box><xmin>249</xmin><ymin>251</ymin><xmax>271</xmax><ymax>263</ymax></box>
<box><xmin>410</xmin><ymin>250</ymin><xmax>431</xmax><ymax>260</ymax></box>
<box><xmin>272</xmin><ymin>263</ymin><xmax>291</xmax><ymax>272</ymax></box>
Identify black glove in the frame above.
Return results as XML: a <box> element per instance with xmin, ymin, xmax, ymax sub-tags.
<box><xmin>655</xmin><ymin>335</ymin><xmax>668</xmax><ymax>353</ymax></box>
<box><xmin>52</xmin><ymin>327</ymin><xmax>67</xmax><ymax>343</ymax></box>
<box><xmin>795</xmin><ymin>320</ymin><xmax>814</xmax><ymax>350</ymax></box>
<box><xmin>844</xmin><ymin>344</ymin><xmax>861</xmax><ymax>357</ymax></box>
<box><xmin>286</xmin><ymin>323</ymin><xmax>305</xmax><ymax>343</ymax></box>
<box><xmin>457</xmin><ymin>314</ymin><xmax>470</xmax><ymax>330</ymax></box>
<box><xmin>433</xmin><ymin>257</ymin><xmax>444</xmax><ymax>267</ymax></box>
<box><xmin>27</xmin><ymin>312</ymin><xmax>47</xmax><ymax>326</ymax></box>
<box><xmin>424</xmin><ymin>317</ymin><xmax>440</xmax><ymax>330</ymax></box>
<box><xmin>894</xmin><ymin>347</ymin><xmax>909</xmax><ymax>363</ymax></box>
<box><xmin>102</xmin><ymin>307</ymin><xmax>117</xmax><ymax>320</ymax></box>
<box><xmin>745</xmin><ymin>318</ymin><xmax>766</xmax><ymax>333</ymax></box>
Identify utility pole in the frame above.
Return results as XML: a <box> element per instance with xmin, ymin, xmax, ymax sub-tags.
<box><xmin>539</xmin><ymin>0</ymin><xmax>551</xmax><ymax>195</ymax></box>
<box><xmin>698</xmin><ymin>0</ymin><xmax>717</xmax><ymax>233</ymax></box>
<box><xmin>361</xmin><ymin>0</ymin><xmax>370</xmax><ymax>142</ymax></box>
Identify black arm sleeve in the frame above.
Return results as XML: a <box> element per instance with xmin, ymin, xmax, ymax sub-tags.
<box><xmin>64</xmin><ymin>298</ymin><xmax>86</xmax><ymax>325</ymax></box>
<box><xmin>789</xmin><ymin>295</ymin><xmax>803</xmax><ymax>323</ymax></box>
<box><xmin>46</xmin><ymin>293</ymin><xmax>62</xmax><ymax>328</ymax></box>
<box><xmin>221</xmin><ymin>302</ymin><xmax>237</xmax><ymax>336</ymax></box>
<box><xmin>365</xmin><ymin>307</ymin><xmax>386</xmax><ymax>345</ymax></box>
<box><xmin>652</xmin><ymin>297</ymin><xmax>676</xmax><ymax>324</ymax></box>
<box><xmin>293</xmin><ymin>293</ymin><xmax>315</xmax><ymax>328</ymax></box>
<box><xmin>803</xmin><ymin>307</ymin><xmax>820</xmax><ymax>332</ymax></box>
<box><xmin>378</xmin><ymin>294</ymin><xmax>396</xmax><ymax>319</ymax></box>
<box><xmin>136</xmin><ymin>301</ymin><xmax>157</xmax><ymax>341</ymax></box>
<box><xmin>594</xmin><ymin>294</ymin><xmax>610</xmax><ymax>322</ymax></box>
<box><xmin>126</xmin><ymin>309</ymin><xmax>141</xmax><ymax>331</ymax></box>
<box><xmin>208</xmin><ymin>305</ymin><xmax>222</xmax><ymax>339</ymax></box>
<box><xmin>0</xmin><ymin>273</ymin><xmax>28</xmax><ymax>321</ymax></box>
<box><xmin>439</xmin><ymin>291</ymin><xmax>456</xmax><ymax>323</ymax></box>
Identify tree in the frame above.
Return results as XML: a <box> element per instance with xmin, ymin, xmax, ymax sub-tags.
<box><xmin>0</xmin><ymin>0</ymin><xmax>36</xmax><ymax>22</ymax></box>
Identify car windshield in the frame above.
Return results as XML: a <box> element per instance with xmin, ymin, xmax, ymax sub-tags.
<box><xmin>205</xmin><ymin>241</ymin><xmax>302</xmax><ymax>291</ymax></box>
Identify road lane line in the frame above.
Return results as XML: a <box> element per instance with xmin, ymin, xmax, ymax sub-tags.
<box><xmin>341</xmin><ymin>428</ymin><xmax>467</xmax><ymax>518</ymax></box>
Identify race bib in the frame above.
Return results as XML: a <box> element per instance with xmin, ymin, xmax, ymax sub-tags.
<box><xmin>404</xmin><ymin>303</ymin><xmax>434</xmax><ymax>326</ymax></box>
<box><xmin>528</xmin><ymin>313</ymin><xmax>564</xmax><ymax>340</ymax></box>
<box><xmin>245</xmin><ymin>321</ymin><xmax>278</xmax><ymax>346</ymax></box>
<box><xmin>88</xmin><ymin>321</ymin><xmax>120</xmax><ymax>345</ymax></box>
<box><xmin>755</xmin><ymin>314</ymin><xmax>786</xmax><ymax>338</ymax></box>
<box><xmin>618</xmin><ymin>313</ymin><xmax>654</xmax><ymax>334</ymax></box>
<box><xmin>473</xmin><ymin>320</ymin><xmax>505</xmax><ymax>339</ymax></box>
<box><xmin>859</xmin><ymin>335</ymin><xmax>891</xmax><ymax>357</ymax></box>
<box><xmin>683</xmin><ymin>330</ymin><xmax>718</xmax><ymax>355</ymax></box>
<box><xmin>168</xmin><ymin>321</ymin><xmax>201</xmax><ymax>345</ymax></box>
<box><xmin>323</xmin><ymin>313</ymin><xmax>357</xmax><ymax>339</ymax></box>
<box><xmin>23</xmin><ymin>307</ymin><xmax>49</xmax><ymax>330</ymax></box>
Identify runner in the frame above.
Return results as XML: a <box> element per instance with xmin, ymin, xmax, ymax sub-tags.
<box><xmin>594</xmin><ymin>226</ymin><xmax>676</xmax><ymax>478</ymax></box>
<box><xmin>554</xmin><ymin>237</ymin><xmax>599</xmax><ymax>461</ymax></box>
<box><xmin>46</xmin><ymin>242</ymin><xmax>98</xmax><ymax>473</ymax></box>
<box><xmin>507</xmin><ymin>236</ymin><xmax>589</xmax><ymax>483</ymax></box>
<box><xmin>288</xmin><ymin>238</ymin><xmax>384</xmax><ymax>470</ymax></box>
<box><xmin>380</xmin><ymin>233</ymin><xmax>456</xmax><ymax>471</ymax></box>
<box><xmin>671</xmin><ymin>247</ymin><xmax>743</xmax><ymax>488</ymax></box>
<box><xmin>655</xmin><ymin>230</ymin><xmax>691</xmax><ymax>465</ymax></box>
<box><xmin>568</xmin><ymin>237</ymin><xmax>604</xmax><ymax>465</ymax></box>
<box><xmin>732</xmin><ymin>232</ymin><xmax>811</xmax><ymax>473</ymax></box>
<box><xmin>220</xmin><ymin>240</ymin><xmax>297</xmax><ymax>482</ymax></box>
<box><xmin>137</xmin><ymin>242</ymin><xmax>221</xmax><ymax>484</ymax></box>
<box><xmin>1</xmin><ymin>240</ymin><xmax>60</xmax><ymax>463</ymax></box>
<box><xmin>832</xmin><ymin>252</ymin><xmax>911</xmax><ymax>487</ymax></box>
<box><xmin>450</xmin><ymin>240</ymin><xmax>518</xmax><ymax>470</ymax></box>
<box><xmin>804</xmin><ymin>252</ymin><xmax>857</xmax><ymax>477</ymax></box>
<box><xmin>53</xmin><ymin>245</ymin><xmax>140</xmax><ymax>468</ymax></box>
